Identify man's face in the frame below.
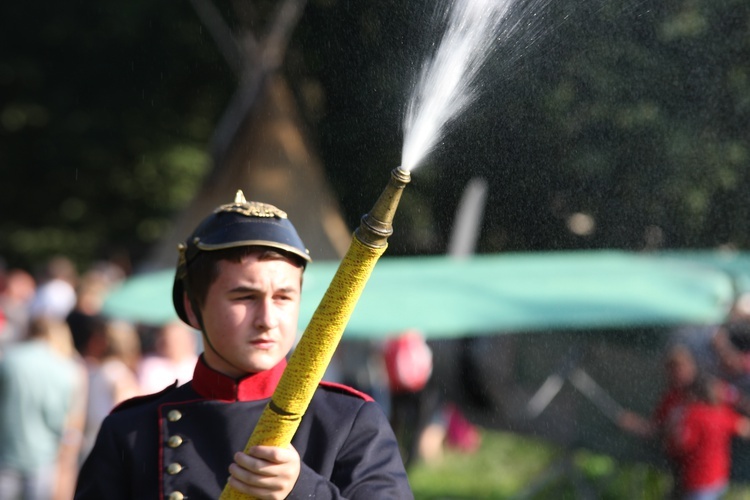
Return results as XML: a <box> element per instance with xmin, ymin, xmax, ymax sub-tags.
<box><xmin>198</xmin><ymin>253</ymin><xmax>302</xmax><ymax>377</ymax></box>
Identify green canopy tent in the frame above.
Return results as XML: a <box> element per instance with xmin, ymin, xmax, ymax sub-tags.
<box><xmin>101</xmin><ymin>250</ymin><xmax>746</xmax><ymax>337</ymax></box>
<box><xmin>100</xmin><ymin>249</ymin><xmax>750</xmax><ymax>480</ymax></box>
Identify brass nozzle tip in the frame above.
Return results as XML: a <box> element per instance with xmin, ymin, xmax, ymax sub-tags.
<box><xmin>355</xmin><ymin>167</ymin><xmax>411</xmax><ymax>248</ymax></box>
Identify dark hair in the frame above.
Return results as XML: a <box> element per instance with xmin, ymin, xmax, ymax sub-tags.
<box><xmin>687</xmin><ymin>373</ymin><xmax>719</xmax><ymax>406</ymax></box>
<box><xmin>185</xmin><ymin>245</ymin><xmax>305</xmax><ymax>309</ymax></box>
<box><xmin>726</xmin><ymin>320</ymin><xmax>750</xmax><ymax>351</ymax></box>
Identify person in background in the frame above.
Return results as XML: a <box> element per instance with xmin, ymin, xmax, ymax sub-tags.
<box><xmin>75</xmin><ymin>193</ymin><xmax>411</xmax><ymax>499</ymax></box>
<box><xmin>666</xmin><ymin>373</ymin><xmax>750</xmax><ymax>499</ymax></box>
<box><xmin>383</xmin><ymin>329</ymin><xmax>434</xmax><ymax>467</ymax></box>
<box><xmin>618</xmin><ymin>343</ymin><xmax>750</xmax><ymax>498</ymax></box>
<box><xmin>712</xmin><ymin>322</ymin><xmax>750</xmax><ymax>384</ymax></box>
<box><xmin>80</xmin><ymin>319</ymin><xmax>142</xmax><ymax>462</ymax></box>
<box><xmin>0</xmin><ymin>268</ymin><xmax>36</xmax><ymax>348</ymax></box>
<box><xmin>138</xmin><ymin>320</ymin><xmax>199</xmax><ymax>394</ymax></box>
<box><xmin>66</xmin><ymin>270</ymin><xmax>110</xmax><ymax>356</ymax></box>
<box><xmin>28</xmin><ymin>256</ymin><xmax>78</xmax><ymax>321</ymax></box>
<box><xmin>0</xmin><ymin>316</ymin><xmax>87</xmax><ymax>500</ymax></box>
<box><xmin>618</xmin><ymin>344</ymin><xmax>744</xmax><ymax>439</ymax></box>
<box><xmin>708</xmin><ymin>293</ymin><xmax>750</xmax><ymax>385</ymax></box>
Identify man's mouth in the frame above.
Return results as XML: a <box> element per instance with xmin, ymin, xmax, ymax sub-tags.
<box><xmin>250</xmin><ymin>338</ymin><xmax>274</xmax><ymax>349</ymax></box>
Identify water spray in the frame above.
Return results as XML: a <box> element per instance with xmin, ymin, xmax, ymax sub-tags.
<box><xmin>402</xmin><ymin>1</ymin><xmax>517</xmax><ymax>171</ymax></box>
<box><xmin>220</xmin><ymin>0</ymin><xmax>547</xmax><ymax>496</ymax></box>
<box><xmin>401</xmin><ymin>0</ymin><xmax>551</xmax><ymax>172</ymax></box>
<box><xmin>220</xmin><ymin>167</ymin><xmax>410</xmax><ymax>500</ymax></box>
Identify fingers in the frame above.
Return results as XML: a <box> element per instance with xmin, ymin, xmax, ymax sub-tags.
<box><xmin>228</xmin><ymin>459</ymin><xmax>284</xmax><ymax>499</ymax></box>
<box><xmin>245</xmin><ymin>445</ymin><xmax>295</xmax><ymax>464</ymax></box>
<box><xmin>227</xmin><ymin>445</ymin><xmax>300</xmax><ymax>500</ymax></box>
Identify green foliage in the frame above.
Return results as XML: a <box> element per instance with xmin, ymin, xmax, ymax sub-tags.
<box><xmin>408</xmin><ymin>430</ymin><xmax>557</xmax><ymax>499</ymax></box>
<box><xmin>0</xmin><ymin>1</ymin><xmax>231</xmax><ymax>270</ymax></box>
<box><xmin>291</xmin><ymin>0</ymin><xmax>750</xmax><ymax>253</ymax></box>
<box><xmin>2</xmin><ymin>0</ymin><xmax>750</xmax><ymax>271</ymax></box>
<box><xmin>408</xmin><ymin>429</ymin><xmax>750</xmax><ymax>499</ymax></box>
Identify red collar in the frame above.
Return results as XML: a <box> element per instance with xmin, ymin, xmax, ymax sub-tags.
<box><xmin>191</xmin><ymin>356</ymin><xmax>286</xmax><ymax>402</ymax></box>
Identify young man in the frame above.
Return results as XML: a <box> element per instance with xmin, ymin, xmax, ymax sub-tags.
<box><xmin>75</xmin><ymin>193</ymin><xmax>412</xmax><ymax>499</ymax></box>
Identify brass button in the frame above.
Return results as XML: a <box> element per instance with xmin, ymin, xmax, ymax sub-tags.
<box><xmin>168</xmin><ymin>492</ymin><xmax>184</xmax><ymax>500</ymax></box>
<box><xmin>167</xmin><ymin>435</ymin><xmax>184</xmax><ymax>448</ymax></box>
<box><xmin>167</xmin><ymin>410</ymin><xmax>182</xmax><ymax>422</ymax></box>
<box><xmin>166</xmin><ymin>463</ymin><xmax>183</xmax><ymax>475</ymax></box>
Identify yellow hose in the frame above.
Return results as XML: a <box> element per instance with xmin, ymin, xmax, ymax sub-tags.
<box><xmin>219</xmin><ymin>238</ymin><xmax>386</xmax><ymax>499</ymax></box>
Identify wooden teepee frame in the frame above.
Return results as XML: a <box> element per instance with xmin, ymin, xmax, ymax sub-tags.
<box><xmin>146</xmin><ymin>0</ymin><xmax>351</xmax><ymax>270</ymax></box>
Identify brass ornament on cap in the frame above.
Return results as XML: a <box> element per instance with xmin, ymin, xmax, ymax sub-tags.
<box><xmin>214</xmin><ymin>190</ymin><xmax>288</xmax><ymax>219</ymax></box>
<box><xmin>172</xmin><ymin>188</ymin><xmax>310</xmax><ymax>328</ymax></box>
<box><xmin>176</xmin><ymin>243</ymin><xmax>187</xmax><ymax>270</ymax></box>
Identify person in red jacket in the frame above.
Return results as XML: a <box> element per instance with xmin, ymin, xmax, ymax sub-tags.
<box><xmin>617</xmin><ymin>344</ymin><xmax>750</xmax><ymax>498</ymax></box>
<box><xmin>618</xmin><ymin>344</ymin><xmax>745</xmax><ymax>440</ymax></box>
<box><xmin>666</xmin><ymin>373</ymin><xmax>750</xmax><ymax>499</ymax></box>
<box><xmin>383</xmin><ymin>329</ymin><xmax>434</xmax><ymax>466</ymax></box>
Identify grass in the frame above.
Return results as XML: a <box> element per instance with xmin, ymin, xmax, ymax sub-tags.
<box><xmin>408</xmin><ymin>430</ymin><xmax>555</xmax><ymax>499</ymax></box>
<box><xmin>407</xmin><ymin>429</ymin><xmax>750</xmax><ymax>499</ymax></box>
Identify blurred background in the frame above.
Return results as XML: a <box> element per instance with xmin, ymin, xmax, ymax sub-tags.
<box><xmin>3</xmin><ymin>0</ymin><xmax>750</xmax><ymax>269</ymax></box>
<box><xmin>2</xmin><ymin>0</ymin><xmax>750</xmax><ymax>498</ymax></box>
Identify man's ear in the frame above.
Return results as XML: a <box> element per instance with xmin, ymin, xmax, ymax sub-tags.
<box><xmin>183</xmin><ymin>293</ymin><xmax>202</xmax><ymax>330</ymax></box>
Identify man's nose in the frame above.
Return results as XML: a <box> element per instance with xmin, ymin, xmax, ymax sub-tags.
<box><xmin>254</xmin><ymin>298</ymin><xmax>278</xmax><ymax>329</ymax></box>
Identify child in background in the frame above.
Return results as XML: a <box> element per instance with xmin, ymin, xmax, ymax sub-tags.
<box><xmin>666</xmin><ymin>374</ymin><xmax>750</xmax><ymax>500</ymax></box>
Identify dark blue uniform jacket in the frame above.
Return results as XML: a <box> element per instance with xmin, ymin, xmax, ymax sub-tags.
<box><xmin>74</xmin><ymin>357</ymin><xmax>413</xmax><ymax>499</ymax></box>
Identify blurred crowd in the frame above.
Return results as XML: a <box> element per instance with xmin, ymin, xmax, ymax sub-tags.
<box><xmin>0</xmin><ymin>253</ymin><xmax>475</xmax><ymax>500</ymax></box>
<box><xmin>0</xmin><ymin>255</ymin><xmax>199</xmax><ymax>500</ymax></box>
<box><xmin>16</xmin><ymin>253</ymin><xmax>750</xmax><ymax>499</ymax></box>
<box><xmin>332</xmin><ymin>330</ymin><xmax>481</xmax><ymax>471</ymax></box>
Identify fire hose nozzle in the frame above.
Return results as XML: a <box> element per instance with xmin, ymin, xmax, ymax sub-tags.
<box><xmin>355</xmin><ymin>166</ymin><xmax>411</xmax><ymax>248</ymax></box>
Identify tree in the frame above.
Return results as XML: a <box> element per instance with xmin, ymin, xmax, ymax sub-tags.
<box><xmin>2</xmin><ymin>0</ymin><xmax>749</xmax><ymax>273</ymax></box>
<box><xmin>0</xmin><ymin>1</ymin><xmax>233</xmax><ymax>271</ymax></box>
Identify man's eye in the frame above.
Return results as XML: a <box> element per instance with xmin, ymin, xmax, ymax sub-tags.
<box><xmin>233</xmin><ymin>294</ymin><xmax>256</xmax><ymax>301</ymax></box>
